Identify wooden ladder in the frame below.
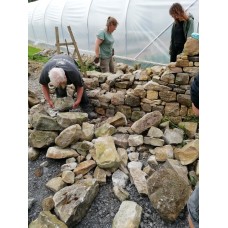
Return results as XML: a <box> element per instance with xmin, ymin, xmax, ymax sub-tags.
<box><xmin>55</xmin><ymin>25</ymin><xmax>87</xmax><ymax>77</ymax></box>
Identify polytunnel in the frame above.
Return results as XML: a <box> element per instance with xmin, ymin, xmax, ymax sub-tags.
<box><xmin>28</xmin><ymin>0</ymin><xmax>199</xmax><ymax>66</ymax></box>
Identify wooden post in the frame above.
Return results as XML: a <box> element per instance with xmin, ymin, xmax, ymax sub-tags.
<box><xmin>54</xmin><ymin>26</ymin><xmax>87</xmax><ymax>78</ymax></box>
<box><xmin>55</xmin><ymin>27</ymin><xmax>60</xmax><ymax>54</ymax></box>
<box><xmin>65</xmin><ymin>39</ymin><xmax>70</xmax><ymax>55</ymax></box>
<box><xmin>67</xmin><ymin>26</ymin><xmax>87</xmax><ymax>77</ymax></box>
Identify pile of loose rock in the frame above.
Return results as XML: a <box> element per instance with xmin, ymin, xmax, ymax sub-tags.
<box><xmin>28</xmin><ymin>102</ymin><xmax>198</xmax><ymax>227</ymax></box>
<box><xmin>28</xmin><ymin>37</ymin><xmax>199</xmax><ymax>227</ymax></box>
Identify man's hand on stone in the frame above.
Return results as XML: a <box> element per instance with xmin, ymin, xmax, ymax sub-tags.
<box><xmin>72</xmin><ymin>100</ymin><xmax>80</xmax><ymax>109</ymax></box>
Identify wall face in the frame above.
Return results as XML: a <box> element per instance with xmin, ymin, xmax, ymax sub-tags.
<box><xmin>28</xmin><ymin>0</ymin><xmax>199</xmax><ymax>65</ymax></box>
<box><xmin>77</xmin><ymin>54</ymin><xmax>199</xmax><ymax>123</ymax></box>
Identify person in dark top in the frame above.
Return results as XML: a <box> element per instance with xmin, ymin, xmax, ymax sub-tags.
<box><xmin>187</xmin><ymin>73</ymin><xmax>199</xmax><ymax>228</ymax></box>
<box><xmin>169</xmin><ymin>3</ymin><xmax>194</xmax><ymax>62</ymax></box>
<box><xmin>39</xmin><ymin>54</ymin><xmax>97</xmax><ymax>119</ymax></box>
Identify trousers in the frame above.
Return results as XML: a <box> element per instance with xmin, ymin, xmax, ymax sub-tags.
<box><xmin>100</xmin><ymin>57</ymin><xmax>115</xmax><ymax>73</ymax></box>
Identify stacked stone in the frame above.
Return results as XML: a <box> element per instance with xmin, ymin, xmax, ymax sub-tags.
<box><xmin>82</xmin><ymin>58</ymin><xmax>198</xmax><ymax>124</ymax></box>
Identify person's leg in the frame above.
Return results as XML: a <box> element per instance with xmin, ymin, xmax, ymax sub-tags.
<box><xmin>100</xmin><ymin>58</ymin><xmax>110</xmax><ymax>73</ymax></box>
<box><xmin>170</xmin><ymin>49</ymin><xmax>178</xmax><ymax>62</ymax></box>
<box><xmin>187</xmin><ymin>183</ymin><xmax>199</xmax><ymax>228</ymax></box>
<box><xmin>55</xmin><ymin>87</ymin><xmax>67</xmax><ymax>98</ymax></box>
<box><xmin>170</xmin><ymin>43</ymin><xmax>185</xmax><ymax>62</ymax></box>
<box><xmin>109</xmin><ymin>57</ymin><xmax>115</xmax><ymax>73</ymax></box>
<box><xmin>79</xmin><ymin>88</ymin><xmax>97</xmax><ymax>119</ymax></box>
<box><xmin>79</xmin><ymin>88</ymin><xmax>90</xmax><ymax>108</ymax></box>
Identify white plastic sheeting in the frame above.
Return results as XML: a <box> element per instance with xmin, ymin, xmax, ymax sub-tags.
<box><xmin>28</xmin><ymin>0</ymin><xmax>199</xmax><ymax>65</ymax></box>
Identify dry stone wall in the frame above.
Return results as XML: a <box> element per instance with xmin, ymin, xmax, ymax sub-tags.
<box><xmin>82</xmin><ymin>54</ymin><xmax>199</xmax><ymax>124</ymax></box>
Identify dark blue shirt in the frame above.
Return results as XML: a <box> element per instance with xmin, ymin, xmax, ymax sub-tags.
<box><xmin>39</xmin><ymin>54</ymin><xmax>84</xmax><ymax>88</ymax></box>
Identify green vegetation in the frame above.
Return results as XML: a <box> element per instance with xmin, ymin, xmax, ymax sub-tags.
<box><xmin>161</xmin><ymin>115</ymin><xmax>199</xmax><ymax>142</ymax></box>
<box><xmin>189</xmin><ymin>174</ymin><xmax>198</xmax><ymax>186</ymax></box>
<box><xmin>161</xmin><ymin>115</ymin><xmax>199</xmax><ymax>128</ymax></box>
<box><xmin>161</xmin><ymin>116</ymin><xmax>180</xmax><ymax>129</ymax></box>
<box><xmin>182</xmin><ymin>115</ymin><xmax>199</xmax><ymax>122</ymax></box>
<box><xmin>78</xmin><ymin>60</ymin><xmax>101</xmax><ymax>72</ymax></box>
<box><xmin>28</xmin><ymin>46</ymin><xmax>50</xmax><ymax>63</ymax></box>
<box><xmin>28</xmin><ymin>45</ymin><xmax>100</xmax><ymax>72</ymax></box>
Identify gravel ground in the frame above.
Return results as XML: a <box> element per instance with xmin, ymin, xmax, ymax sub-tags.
<box><xmin>28</xmin><ymin>151</ymin><xmax>189</xmax><ymax>228</ymax></box>
<box><xmin>28</xmin><ymin>60</ymin><xmax>189</xmax><ymax>227</ymax></box>
<box><xmin>28</xmin><ymin>151</ymin><xmax>65</xmax><ymax>223</ymax></box>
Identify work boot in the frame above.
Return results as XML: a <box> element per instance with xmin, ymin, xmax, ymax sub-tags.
<box><xmin>87</xmin><ymin>111</ymin><xmax>97</xmax><ymax>119</ymax></box>
<box><xmin>81</xmin><ymin>105</ymin><xmax>97</xmax><ymax>119</ymax></box>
